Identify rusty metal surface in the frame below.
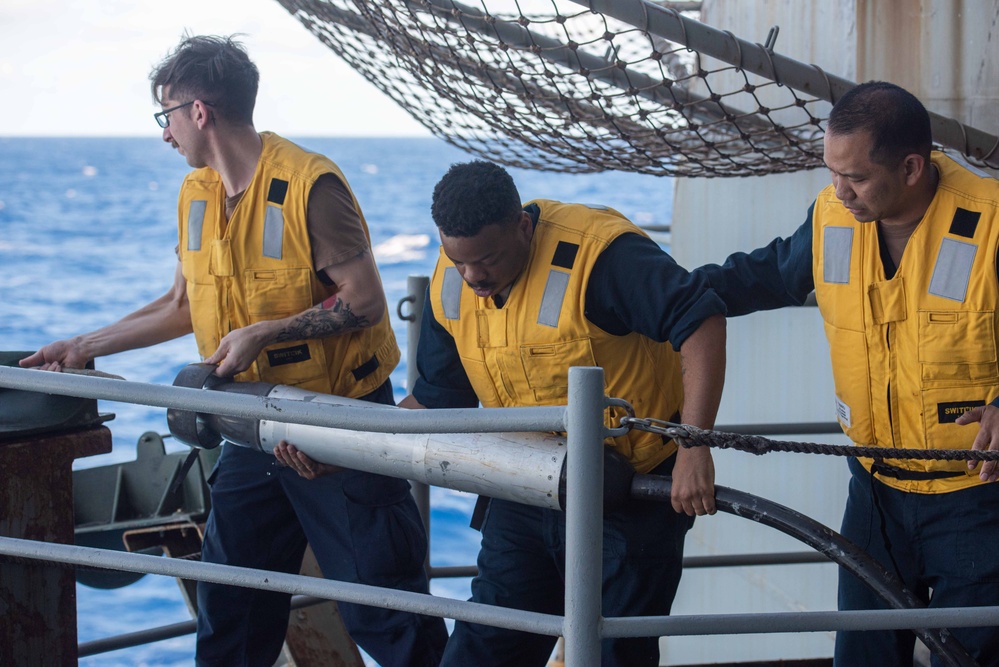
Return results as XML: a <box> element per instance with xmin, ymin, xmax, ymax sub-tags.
<box><xmin>0</xmin><ymin>426</ymin><xmax>112</xmax><ymax>667</ymax></box>
<box><xmin>282</xmin><ymin>546</ymin><xmax>365</xmax><ymax>667</ymax></box>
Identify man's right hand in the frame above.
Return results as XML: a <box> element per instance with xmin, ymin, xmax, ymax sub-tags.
<box><xmin>19</xmin><ymin>338</ymin><xmax>90</xmax><ymax>371</ymax></box>
<box><xmin>273</xmin><ymin>441</ymin><xmax>342</xmax><ymax>480</ymax></box>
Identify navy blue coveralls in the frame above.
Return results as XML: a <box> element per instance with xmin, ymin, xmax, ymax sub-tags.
<box><xmin>696</xmin><ymin>212</ymin><xmax>999</xmax><ymax>667</ymax></box>
<box><xmin>196</xmin><ymin>379</ymin><xmax>448</xmax><ymax>667</ymax></box>
<box><xmin>414</xmin><ymin>217</ymin><xmax>726</xmax><ymax>667</ymax></box>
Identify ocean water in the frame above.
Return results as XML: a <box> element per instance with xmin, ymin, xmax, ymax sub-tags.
<box><xmin>0</xmin><ymin>135</ymin><xmax>672</xmax><ymax>665</ymax></box>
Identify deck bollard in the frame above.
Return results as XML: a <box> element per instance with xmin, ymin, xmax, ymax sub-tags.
<box><xmin>1</xmin><ymin>351</ymin><xmax>112</xmax><ymax>666</ymax></box>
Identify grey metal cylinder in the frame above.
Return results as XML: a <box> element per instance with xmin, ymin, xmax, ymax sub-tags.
<box><xmin>258</xmin><ymin>384</ymin><xmax>568</xmax><ymax>509</ymax></box>
<box><xmin>168</xmin><ymin>363</ymin><xmax>569</xmax><ymax>510</ymax></box>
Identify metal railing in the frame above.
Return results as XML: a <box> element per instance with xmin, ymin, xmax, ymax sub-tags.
<box><xmin>0</xmin><ymin>363</ymin><xmax>611</xmax><ymax>664</ymax></box>
<box><xmin>3</xmin><ymin>276</ymin><xmax>999</xmax><ymax>665</ymax></box>
<box><xmin>4</xmin><ymin>364</ymin><xmax>999</xmax><ymax>665</ymax></box>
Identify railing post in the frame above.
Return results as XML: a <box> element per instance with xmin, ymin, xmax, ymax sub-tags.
<box><xmin>563</xmin><ymin>366</ymin><xmax>605</xmax><ymax>666</ymax></box>
<box><xmin>403</xmin><ymin>275</ymin><xmax>432</xmax><ymax>573</ymax></box>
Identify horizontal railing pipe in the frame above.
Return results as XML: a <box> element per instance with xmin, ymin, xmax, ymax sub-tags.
<box><xmin>78</xmin><ymin>596</ymin><xmax>326</xmax><ymax>657</ymax></box>
<box><xmin>10</xmin><ymin>531</ymin><xmax>990</xmax><ymax>645</ymax></box>
<box><xmin>428</xmin><ymin>550</ymin><xmax>831</xmax><ymax>581</ymax></box>
<box><xmin>683</xmin><ymin>551</ymin><xmax>830</xmax><ymax>569</ymax></box>
<box><xmin>602</xmin><ymin>605</ymin><xmax>999</xmax><ymax>638</ymax></box>
<box><xmin>79</xmin><ymin>552</ymin><xmax>831</xmax><ymax>655</ymax></box>
<box><xmin>429</xmin><ymin>565</ymin><xmax>479</xmax><ymax>579</ymax></box>
<box><xmin>0</xmin><ymin>366</ymin><xmax>565</xmax><ymax>434</ymax></box>
<box><xmin>0</xmin><ymin>536</ymin><xmax>563</xmax><ymax>638</ymax></box>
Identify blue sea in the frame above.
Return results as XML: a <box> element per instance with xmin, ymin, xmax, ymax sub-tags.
<box><xmin>0</xmin><ymin>136</ymin><xmax>672</xmax><ymax>665</ymax></box>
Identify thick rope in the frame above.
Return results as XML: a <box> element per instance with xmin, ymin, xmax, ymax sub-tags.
<box><xmin>626</xmin><ymin>418</ymin><xmax>999</xmax><ymax>462</ymax></box>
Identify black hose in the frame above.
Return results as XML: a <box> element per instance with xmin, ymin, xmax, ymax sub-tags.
<box><xmin>630</xmin><ymin>474</ymin><xmax>979</xmax><ymax>667</ymax></box>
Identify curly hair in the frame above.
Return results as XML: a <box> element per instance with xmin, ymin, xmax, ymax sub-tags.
<box><xmin>827</xmin><ymin>81</ymin><xmax>932</xmax><ymax>167</ymax></box>
<box><xmin>150</xmin><ymin>34</ymin><xmax>259</xmax><ymax>125</ymax></box>
<box><xmin>431</xmin><ymin>161</ymin><xmax>523</xmax><ymax>237</ymax></box>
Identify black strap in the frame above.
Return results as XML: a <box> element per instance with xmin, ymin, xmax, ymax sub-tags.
<box><xmin>351</xmin><ymin>354</ymin><xmax>380</xmax><ymax>382</ymax></box>
<box><xmin>469</xmin><ymin>495</ymin><xmax>491</xmax><ymax>531</ymax></box>
<box><xmin>870</xmin><ymin>460</ymin><xmax>964</xmax><ymax>481</ymax></box>
<box><xmin>167</xmin><ymin>448</ymin><xmax>201</xmax><ymax>499</ymax></box>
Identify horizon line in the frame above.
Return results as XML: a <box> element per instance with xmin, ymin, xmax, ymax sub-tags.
<box><xmin>0</xmin><ymin>134</ymin><xmax>439</xmax><ymax>140</ymax></box>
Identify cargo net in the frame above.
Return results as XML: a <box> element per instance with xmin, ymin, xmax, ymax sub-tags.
<box><xmin>276</xmin><ymin>0</ymin><xmax>830</xmax><ymax>176</ymax></box>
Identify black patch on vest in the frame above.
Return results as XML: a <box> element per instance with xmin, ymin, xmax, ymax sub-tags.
<box><xmin>551</xmin><ymin>241</ymin><xmax>579</xmax><ymax>270</ymax></box>
<box><xmin>267</xmin><ymin>178</ymin><xmax>289</xmax><ymax>205</ymax></box>
<box><xmin>937</xmin><ymin>400</ymin><xmax>984</xmax><ymax>424</ymax></box>
<box><xmin>351</xmin><ymin>354</ymin><xmax>380</xmax><ymax>382</ymax></box>
<box><xmin>949</xmin><ymin>208</ymin><xmax>980</xmax><ymax>239</ymax></box>
<box><xmin>267</xmin><ymin>344</ymin><xmax>311</xmax><ymax>367</ymax></box>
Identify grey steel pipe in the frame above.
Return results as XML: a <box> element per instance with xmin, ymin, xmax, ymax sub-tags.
<box><xmin>0</xmin><ymin>536</ymin><xmax>563</xmax><ymax>638</ymax></box>
<box><xmin>400</xmin><ymin>275</ymin><xmax>432</xmax><ymax>564</ymax></box>
<box><xmin>0</xmin><ymin>365</ymin><xmax>565</xmax><ymax>434</ymax></box>
<box><xmin>79</xmin><ymin>596</ymin><xmax>327</xmax><ymax>657</ymax></box>
<box><xmin>563</xmin><ymin>367</ymin><xmax>608</xmax><ymax>667</ymax></box>
<box><xmin>600</xmin><ymin>605</ymin><xmax>999</xmax><ymax>638</ymax></box>
<box><xmin>15</xmin><ymin>531</ymin><xmax>995</xmax><ymax>657</ymax></box>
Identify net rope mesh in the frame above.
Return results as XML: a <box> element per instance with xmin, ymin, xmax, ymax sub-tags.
<box><xmin>276</xmin><ymin>0</ymin><xmax>830</xmax><ymax>176</ymax></box>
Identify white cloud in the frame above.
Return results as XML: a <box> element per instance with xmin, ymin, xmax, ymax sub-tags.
<box><xmin>0</xmin><ymin>0</ymin><xmax>430</xmax><ymax>137</ymax></box>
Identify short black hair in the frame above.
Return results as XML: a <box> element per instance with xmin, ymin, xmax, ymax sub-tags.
<box><xmin>827</xmin><ymin>81</ymin><xmax>932</xmax><ymax>167</ymax></box>
<box><xmin>431</xmin><ymin>161</ymin><xmax>523</xmax><ymax>237</ymax></box>
<box><xmin>150</xmin><ymin>35</ymin><xmax>259</xmax><ymax>125</ymax></box>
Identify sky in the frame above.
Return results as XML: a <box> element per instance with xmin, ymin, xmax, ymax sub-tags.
<box><xmin>0</xmin><ymin>0</ymin><xmax>430</xmax><ymax>137</ymax></box>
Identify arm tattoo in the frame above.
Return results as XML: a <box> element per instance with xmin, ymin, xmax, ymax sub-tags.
<box><xmin>275</xmin><ymin>300</ymin><xmax>370</xmax><ymax>342</ymax></box>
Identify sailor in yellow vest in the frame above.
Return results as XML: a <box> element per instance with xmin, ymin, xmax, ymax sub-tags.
<box><xmin>393</xmin><ymin>160</ymin><xmax>726</xmax><ymax>666</ymax></box>
<box><xmin>21</xmin><ymin>35</ymin><xmax>446</xmax><ymax>667</ymax></box>
<box><xmin>697</xmin><ymin>81</ymin><xmax>999</xmax><ymax>666</ymax></box>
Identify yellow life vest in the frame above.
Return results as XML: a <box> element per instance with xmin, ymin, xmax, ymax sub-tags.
<box><xmin>177</xmin><ymin>132</ymin><xmax>398</xmax><ymax>398</ymax></box>
<box><xmin>813</xmin><ymin>152</ymin><xmax>999</xmax><ymax>493</ymax></box>
<box><xmin>429</xmin><ymin>200</ymin><xmax>683</xmax><ymax>473</ymax></box>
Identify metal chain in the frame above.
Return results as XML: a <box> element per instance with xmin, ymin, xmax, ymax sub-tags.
<box><xmin>622</xmin><ymin>416</ymin><xmax>999</xmax><ymax>462</ymax></box>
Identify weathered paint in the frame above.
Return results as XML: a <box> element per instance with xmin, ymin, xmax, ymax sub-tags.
<box><xmin>0</xmin><ymin>426</ymin><xmax>111</xmax><ymax>667</ymax></box>
<box><xmin>282</xmin><ymin>547</ymin><xmax>365</xmax><ymax>667</ymax></box>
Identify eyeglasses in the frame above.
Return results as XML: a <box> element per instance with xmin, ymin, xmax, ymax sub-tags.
<box><xmin>154</xmin><ymin>101</ymin><xmax>196</xmax><ymax>129</ymax></box>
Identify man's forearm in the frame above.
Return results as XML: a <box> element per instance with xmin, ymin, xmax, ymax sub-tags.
<box><xmin>80</xmin><ymin>290</ymin><xmax>193</xmax><ymax>359</ymax></box>
<box><xmin>677</xmin><ymin>314</ymin><xmax>726</xmax><ymax>428</ymax></box>
<box><xmin>274</xmin><ymin>298</ymin><xmax>376</xmax><ymax>343</ymax></box>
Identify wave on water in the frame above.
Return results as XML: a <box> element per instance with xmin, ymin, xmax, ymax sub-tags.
<box><xmin>373</xmin><ymin>233</ymin><xmax>431</xmax><ymax>264</ymax></box>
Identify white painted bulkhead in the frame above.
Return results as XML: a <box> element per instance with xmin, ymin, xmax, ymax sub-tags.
<box><xmin>663</xmin><ymin>1</ymin><xmax>998</xmax><ymax>663</ymax></box>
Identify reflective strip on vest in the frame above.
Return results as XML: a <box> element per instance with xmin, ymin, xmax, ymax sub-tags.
<box><xmin>188</xmin><ymin>200</ymin><xmax>207</xmax><ymax>251</ymax></box>
<box><xmin>928</xmin><ymin>238</ymin><xmax>977</xmax><ymax>302</ymax></box>
<box><xmin>442</xmin><ymin>267</ymin><xmax>462</xmax><ymax>320</ymax></box>
<box><xmin>538</xmin><ymin>269</ymin><xmax>570</xmax><ymax>328</ymax></box>
<box><xmin>262</xmin><ymin>205</ymin><xmax>284</xmax><ymax>259</ymax></box>
<box><xmin>948</xmin><ymin>152</ymin><xmax>994</xmax><ymax>179</ymax></box>
<box><xmin>823</xmin><ymin>226</ymin><xmax>853</xmax><ymax>284</ymax></box>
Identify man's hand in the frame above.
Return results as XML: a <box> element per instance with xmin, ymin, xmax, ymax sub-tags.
<box><xmin>19</xmin><ymin>338</ymin><xmax>90</xmax><ymax>371</ymax></box>
<box><xmin>273</xmin><ymin>441</ymin><xmax>343</xmax><ymax>480</ymax></box>
<box><xmin>956</xmin><ymin>405</ymin><xmax>999</xmax><ymax>482</ymax></box>
<box><xmin>670</xmin><ymin>444</ymin><xmax>716</xmax><ymax>516</ymax></box>
<box><xmin>205</xmin><ymin>322</ymin><xmax>274</xmax><ymax>377</ymax></box>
